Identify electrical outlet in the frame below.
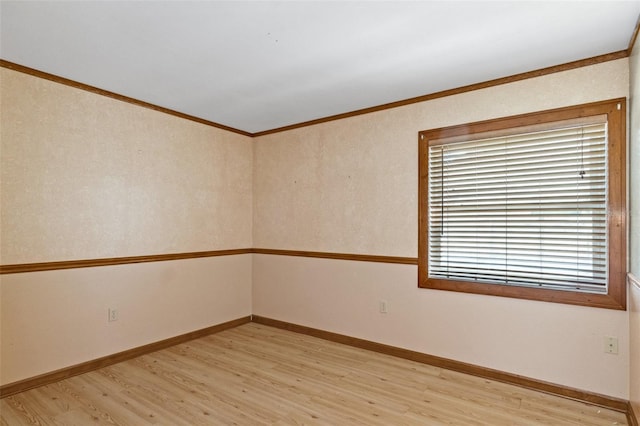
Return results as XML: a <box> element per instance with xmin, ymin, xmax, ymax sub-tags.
<box><xmin>379</xmin><ymin>300</ymin><xmax>388</xmax><ymax>314</ymax></box>
<box><xmin>108</xmin><ymin>308</ymin><xmax>118</xmax><ymax>322</ymax></box>
<box><xmin>604</xmin><ymin>336</ymin><xmax>618</xmax><ymax>354</ymax></box>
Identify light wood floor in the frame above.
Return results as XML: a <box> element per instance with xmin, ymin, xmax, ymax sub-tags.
<box><xmin>0</xmin><ymin>323</ymin><xmax>628</xmax><ymax>425</ymax></box>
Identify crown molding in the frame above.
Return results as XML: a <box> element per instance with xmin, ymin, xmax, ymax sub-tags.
<box><xmin>2</xmin><ymin>49</ymin><xmax>629</xmax><ymax>138</ymax></box>
<box><xmin>0</xmin><ymin>60</ymin><xmax>252</xmax><ymax>137</ymax></box>
<box><xmin>252</xmin><ymin>50</ymin><xmax>628</xmax><ymax>136</ymax></box>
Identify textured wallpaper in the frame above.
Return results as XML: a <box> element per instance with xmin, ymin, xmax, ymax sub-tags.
<box><xmin>628</xmin><ymin>35</ymin><xmax>640</xmax><ymax>421</ymax></box>
<box><xmin>253</xmin><ymin>59</ymin><xmax>630</xmax><ymax>257</ymax></box>
<box><xmin>0</xmin><ymin>68</ymin><xmax>253</xmax><ymax>264</ymax></box>
<box><xmin>630</xmin><ymin>43</ymin><xmax>640</xmax><ymax>277</ymax></box>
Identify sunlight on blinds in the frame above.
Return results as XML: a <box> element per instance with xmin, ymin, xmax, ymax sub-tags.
<box><xmin>428</xmin><ymin>122</ymin><xmax>608</xmax><ymax>293</ymax></box>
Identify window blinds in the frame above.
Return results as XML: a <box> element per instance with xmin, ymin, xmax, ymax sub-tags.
<box><xmin>427</xmin><ymin>122</ymin><xmax>608</xmax><ymax>293</ymax></box>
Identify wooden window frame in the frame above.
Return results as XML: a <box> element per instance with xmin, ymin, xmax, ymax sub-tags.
<box><xmin>418</xmin><ymin>99</ymin><xmax>627</xmax><ymax>310</ymax></box>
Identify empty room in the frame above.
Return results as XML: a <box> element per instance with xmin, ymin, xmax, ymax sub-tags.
<box><xmin>1</xmin><ymin>1</ymin><xmax>639</xmax><ymax>424</ymax></box>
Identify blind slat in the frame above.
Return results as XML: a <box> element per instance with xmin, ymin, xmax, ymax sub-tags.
<box><xmin>428</xmin><ymin>122</ymin><xmax>608</xmax><ymax>293</ymax></box>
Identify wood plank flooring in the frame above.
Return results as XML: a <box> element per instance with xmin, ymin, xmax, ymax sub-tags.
<box><xmin>0</xmin><ymin>323</ymin><xmax>628</xmax><ymax>425</ymax></box>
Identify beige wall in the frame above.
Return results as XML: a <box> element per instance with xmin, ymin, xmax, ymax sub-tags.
<box><xmin>0</xmin><ymin>256</ymin><xmax>252</xmax><ymax>384</ymax></box>
<box><xmin>632</xmin><ymin>36</ymin><xmax>640</xmax><ymax>280</ymax></box>
<box><xmin>0</xmin><ymin>57</ymin><xmax>634</xmax><ymax>400</ymax></box>
<box><xmin>0</xmin><ymin>69</ymin><xmax>253</xmax><ymax>384</ymax></box>
<box><xmin>629</xmin><ymin>38</ymin><xmax>640</xmax><ymax>416</ymax></box>
<box><xmin>252</xmin><ymin>59</ymin><xmax>631</xmax><ymax>398</ymax></box>
<box><xmin>1</xmin><ymin>68</ymin><xmax>253</xmax><ymax>264</ymax></box>
<box><xmin>253</xmin><ymin>255</ymin><xmax>628</xmax><ymax>398</ymax></box>
<box><xmin>253</xmin><ymin>60</ymin><xmax>629</xmax><ymax>257</ymax></box>
<box><xmin>631</xmin><ymin>278</ymin><xmax>640</xmax><ymax>417</ymax></box>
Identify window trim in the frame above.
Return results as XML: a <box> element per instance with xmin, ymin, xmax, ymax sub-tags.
<box><xmin>418</xmin><ymin>99</ymin><xmax>627</xmax><ymax>310</ymax></box>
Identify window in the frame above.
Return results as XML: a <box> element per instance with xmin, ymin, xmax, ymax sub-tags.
<box><xmin>418</xmin><ymin>99</ymin><xmax>626</xmax><ymax>309</ymax></box>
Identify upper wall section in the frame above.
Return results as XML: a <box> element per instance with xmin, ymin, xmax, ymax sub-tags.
<box><xmin>630</xmin><ymin>38</ymin><xmax>640</xmax><ymax>277</ymax></box>
<box><xmin>253</xmin><ymin>59</ymin><xmax>630</xmax><ymax>257</ymax></box>
<box><xmin>0</xmin><ymin>68</ymin><xmax>253</xmax><ymax>264</ymax></box>
<box><xmin>629</xmin><ymin>28</ymin><xmax>640</xmax><ymax>420</ymax></box>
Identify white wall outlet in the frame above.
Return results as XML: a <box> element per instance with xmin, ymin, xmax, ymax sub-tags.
<box><xmin>604</xmin><ymin>336</ymin><xmax>618</xmax><ymax>354</ymax></box>
<box><xmin>379</xmin><ymin>300</ymin><xmax>388</xmax><ymax>314</ymax></box>
<box><xmin>108</xmin><ymin>308</ymin><xmax>118</xmax><ymax>322</ymax></box>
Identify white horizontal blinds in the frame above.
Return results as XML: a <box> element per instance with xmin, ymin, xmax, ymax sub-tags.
<box><xmin>428</xmin><ymin>122</ymin><xmax>608</xmax><ymax>293</ymax></box>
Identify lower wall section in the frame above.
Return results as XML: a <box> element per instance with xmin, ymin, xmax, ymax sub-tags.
<box><xmin>0</xmin><ymin>254</ymin><xmax>252</xmax><ymax>385</ymax></box>
<box><xmin>630</xmin><ymin>274</ymin><xmax>640</xmax><ymax>420</ymax></box>
<box><xmin>252</xmin><ymin>254</ymin><xmax>629</xmax><ymax>399</ymax></box>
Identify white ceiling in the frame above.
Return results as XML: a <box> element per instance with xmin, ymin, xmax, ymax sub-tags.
<box><xmin>1</xmin><ymin>1</ymin><xmax>639</xmax><ymax>134</ymax></box>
